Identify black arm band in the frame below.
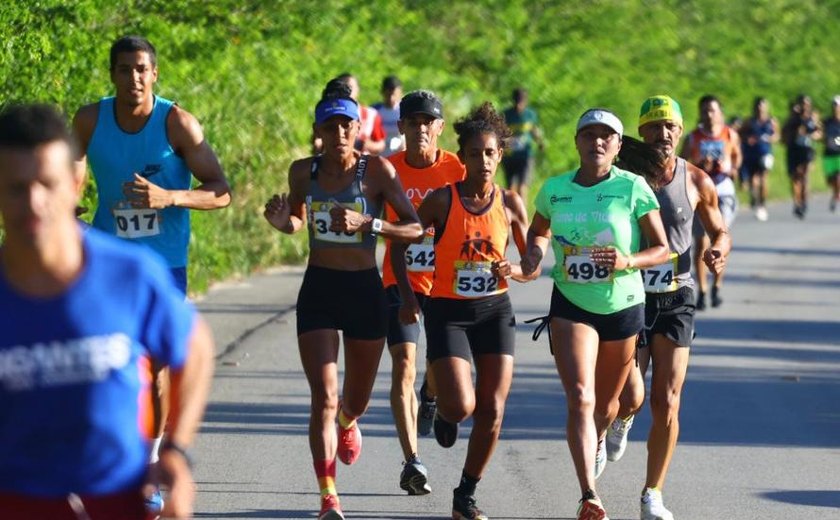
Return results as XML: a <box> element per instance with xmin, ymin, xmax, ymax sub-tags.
<box><xmin>161</xmin><ymin>440</ymin><xmax>194</xmax><ymax>469</ymax></box>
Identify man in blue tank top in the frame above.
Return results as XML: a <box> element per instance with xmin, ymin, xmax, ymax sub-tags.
<box><xmin>0</xmin><ymin>103</ymin><xmax>214</xmax><ymax>519</ymax></box>
<box><xmin>71</xmin><ymin>35</ymin><xmax>230</xmax><ymax>515</ymax></box>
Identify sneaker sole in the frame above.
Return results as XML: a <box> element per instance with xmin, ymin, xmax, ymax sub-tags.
<box><xmin>319</xmin><ymin>510</ymin><xmax>345</xmax><ymax>520</ymax></box>
<box><xmin>400</xmin><ymin>473</ymin><xmax>432</xmax><ymax>495</ymax></box>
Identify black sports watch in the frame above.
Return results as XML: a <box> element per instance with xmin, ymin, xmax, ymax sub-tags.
<box><xmin>161</xmin><ymin>440</ymin><xmax>194</xmax><ymax>469</ymax></box>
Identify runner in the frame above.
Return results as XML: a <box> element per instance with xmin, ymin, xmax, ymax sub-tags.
<box><xmin>501</xmin><ymin>87</ymin><xmax>544</xmax><ymax>201</ymax></box>
<box><xmin>372</xmin><ymin>75</ymin><xmax>405</xmax><ymax>157</ymax></box>
<box><xmin>520</xmin><ymin>108</ymin><xmax>669</xmax><ymax>520</ymax></box>
<box><xmin>606</xmin><ymin>96</ymin><xmax>731</xmax><ymax>520</ymax></box>
<box><xmin>381</xmin><ymin>90</ymin><xmax>465</xmax><ymax>495</ymax></box>
<box><xmin>71</xmin><ymin>34</ymin><xmax>231</xmax><ymax>515</ymax></box>
<box><xmin>406</xmin><ymin>102</ymin><xmax>530</xmax><ymax>519</ymax></box>
<box><xmin>263</xmin><ymin>79</ymin><xmax>421</xmax><ymax>520</ymax></box>
<box><xmin>822</xmin><ymin>96</ymin><xmax>840</xmax><ymax>212</ymax></box>
<box><xmin>782</xmin><ymin>94</ymin><xmax>822</xmax><ymax>219</ymax></box>
<box><xmin>680</xmin><ymin>95</ymin><xmax>741</xmax><ymax>309</ymax></box>
<box><xmin>337</xmin><ymin>72</ymin><xmax>387</xmax><ymax>155</ymax></box>
<box><xmin>740</xmin><ymin>97</ymin><xmax>779</xmax><ymax>221</ymax></box>
<box><xmin>0</xmin><ymin>103</ymin><xmax>214</xmax><ymax>520</ymax></box>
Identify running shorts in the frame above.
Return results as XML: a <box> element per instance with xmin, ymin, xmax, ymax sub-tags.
<box><xmin>548</xmin><ymin>286</ymin><xmax>643</xmax><ymax>341</ymax></box>
<box><xmin>786</xmin><ymin>146</ymin><xmax>815</xmax><ymax>174</ymax></box>
<box><xmin>0</xmin><ymin>489</ymin><xmax>146</xmax><ymax>520</ymax></box>
<box><xmin>639</xmin><ymin>285</ymin><xmax>695</xmax><ymax>348</ymax></box>
<box><xmin>296</xmin><ymin>265</ymin><xmax>387</xmax><ymax>340</ymax></box>
<box><xmin>502</xmin><ymin>155</ymin><xmax>535</xmax><ymax>187</ymax></box>
<box><xmin>424</xmin><ymin>292</ymin><xmax>515</xmax><ymax>362</ymax></box>
<box><xmin>385</xmin><ymin>284</ymin><xmax>428</xmax><ymax>347</ymax></box>
<box><xmin>824</xmin><ymin>154</ymin><xmax>840</xmax><ymax>178</ymax></box>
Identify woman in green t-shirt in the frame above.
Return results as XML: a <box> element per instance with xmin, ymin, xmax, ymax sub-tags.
<box><xmin>520</xmin><ymin>108</ymin><xmax>668</xmax><ymax>520</ymax></box>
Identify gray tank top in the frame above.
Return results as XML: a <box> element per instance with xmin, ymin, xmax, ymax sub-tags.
<box><xmin>641</xmin><ymin>158</ymin><xmax>694</xmax><ymax>292</ymax></box>
<box><xmin>306</xmin><ymin>155</ymin><xmax>382</xmax><ymax>251</ymax></box>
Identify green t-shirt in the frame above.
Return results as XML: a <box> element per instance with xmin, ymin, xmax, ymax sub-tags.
<box><xmin>504</xmin><ymin>107</ymin><xmax>539</xmax><ymax>159</ymax></box>
<box><xmin>535</xmin><ymin>166</ymin><xmax>660</xmax><ymax>314</ymax></box>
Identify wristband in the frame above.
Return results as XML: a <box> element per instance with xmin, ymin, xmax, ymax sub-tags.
<box><xmin>371</xmin><ymin>218</ymin><xmax>383</xmax><ymax>234</ymax></box>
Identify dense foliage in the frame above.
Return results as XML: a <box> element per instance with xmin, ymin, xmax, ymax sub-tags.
<box><xmin>2</xmin><ymin>0</ymin><xmax>837</xmax><ymax>291</ymax></box>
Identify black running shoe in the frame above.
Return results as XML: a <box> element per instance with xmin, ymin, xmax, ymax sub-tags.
<box><xmin>711</xmin><ymin>286</ymin><xmax>722</xmax><ymax>308</ymax></box>
<box><xmin>399</xmin><ymin>457</ymin><xmax>431</xmax><ymax>495</ymax></box>
<box><xmin>417</xmin><ymin>379</ymin><xmax>436</xmax><ymax>437</ymax></box>
<box><xmin>433</xmin><ymin>411</ymin><xmax>458</xmax><ymax>448</ymax></box>
<box><xmin>452</xmin><ymin>491</ymin><xmax>488</xmax><ymax>520</ymax></box>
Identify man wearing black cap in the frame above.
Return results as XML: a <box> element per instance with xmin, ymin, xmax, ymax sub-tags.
<box><xmin>381</xmin><ymin>90</ymin><xmax>465</xmax><ymax>496</ymax></box>
<box><xmin>372</xmin><ymin>75</ymin><xmax>404</xmax><ymax>157</ymax></box>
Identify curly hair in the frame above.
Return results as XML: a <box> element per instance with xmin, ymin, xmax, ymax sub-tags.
<box><xmin>453</xmin><ymin>102</ymin><xmax>512</xmax><ymax>151</ymax></box>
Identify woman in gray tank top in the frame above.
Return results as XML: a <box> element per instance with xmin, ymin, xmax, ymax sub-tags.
<box><xmin>262</xmin><ymin>79</ymin><xmax>421</xmax><ymax>520</ymax></box>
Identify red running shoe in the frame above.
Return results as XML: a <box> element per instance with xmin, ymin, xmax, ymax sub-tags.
<box><xmin>337</xmin><ymin>421</ymin><xmax>362</xmax><ymax>465</ymax></box>
<box><xmin>319</xmin><ymin>494</ymin><xmax>344</xmax><ymax>520</ymax></box>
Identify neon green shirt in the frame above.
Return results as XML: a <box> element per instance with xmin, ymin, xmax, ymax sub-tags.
<box><xmin>535</xmin><ymin>166</ymin><xmax>659</xmax><ymax>314</ymax></box>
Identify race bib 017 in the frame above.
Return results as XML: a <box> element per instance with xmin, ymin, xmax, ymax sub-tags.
<box><xmin>114</xmin><ymin>207</ymin><xmax>160</xmax><ymax>238</ymax></box>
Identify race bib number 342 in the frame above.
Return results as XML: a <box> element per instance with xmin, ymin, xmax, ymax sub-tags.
<box><xmin>114</xmin><ymin>208</ymin><xmax>160</xmax><ymax>238</ymax></box>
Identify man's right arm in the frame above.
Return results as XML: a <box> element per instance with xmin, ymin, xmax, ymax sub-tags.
<box><xmin>692</xmin><ymin>164</ymin><xmax>731</xmax><ymax>272</ymax></box>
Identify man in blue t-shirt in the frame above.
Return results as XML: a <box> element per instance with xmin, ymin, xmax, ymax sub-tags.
<box><xmin>502</xmin><ymin>87</ymin><xmax>545</xmax><ymax>201</ymax></box>
<box><xmin>0</xmin><ymin>104</ymin><xmax>214</xmax><ymax>519</ymax></box>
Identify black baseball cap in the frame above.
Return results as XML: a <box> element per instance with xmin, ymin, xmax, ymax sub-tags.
<box><xmin>400</xmin><ymin>90</ymin><xmax>444</xmax><ymax>119</ymax></box>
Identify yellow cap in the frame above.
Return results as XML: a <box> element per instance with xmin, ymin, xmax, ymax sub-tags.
<box><xmin>639</xmin><ymin>95</ymin><xmax>683</xmax><ymax>128</ymax></box>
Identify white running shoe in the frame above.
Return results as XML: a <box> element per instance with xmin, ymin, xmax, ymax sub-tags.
<box><xmin>755</xmin><ymin>206</ymin><xmax>769</xmax><ymax>221</ymax></box>
<box><xmin>640</xmin><ymin>487</ymin><xmax>674</xmax><ymax>520</ymax></box>
<box><xmin>594</xmin><ymin>437</ymin><xmax>607</xmax><ymax>479</ymax></box>
<box><xmin>606</xmin><ymin>415</ymin><xmax>634</xmax><ymax>462</ymax></box>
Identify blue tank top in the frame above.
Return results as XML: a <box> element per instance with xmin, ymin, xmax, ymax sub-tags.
<box><xmin>88</xmin><ymin>96</ymin><xmax>192</xmax><ymax>268</ymax></box>
<box><xmin>305</xmin><ymin>155</ymin><xmax>382</xmax><ymax>251</ymax></box>
<box><xmin>744</xmin><ymin>117</ymin><xmax>774</xmax><ymax>157</ymax></box>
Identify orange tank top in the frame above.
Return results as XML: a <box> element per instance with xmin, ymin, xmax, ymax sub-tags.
<box><xmin>430</xmin><ymin>183</ymin><xmax>510</xmax><ymax>300</ymax></box>
<box><xmin>687</xmin><ymin>125</ymin><xmax>736</xmax><ymax>175</ymax></box>
<box><xmin>381</xmin><ymin>150</ymin><xmax>465</xmax><ymax>295</ymax></box>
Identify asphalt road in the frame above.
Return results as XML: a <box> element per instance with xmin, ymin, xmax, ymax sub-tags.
<box><xmin>191</xmin><ymin>194</ymin><xmax>840</xmax><ymax>520</ymax></box>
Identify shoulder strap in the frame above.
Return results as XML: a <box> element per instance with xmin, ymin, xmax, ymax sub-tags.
<box><xmin>310</xmin><ymin>156</ymin><xmax>321</xmax><ymax>180</ymax></box>
<box><xmin>355</xmin><ymin>154</ymin><xmax>369</xmax><ymax>181</ymax></box>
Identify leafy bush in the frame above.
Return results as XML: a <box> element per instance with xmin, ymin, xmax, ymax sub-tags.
<box><xmin>2</xmin><ymin>0</ymin><xmax>836</xmax><ymax>292</ymax></box>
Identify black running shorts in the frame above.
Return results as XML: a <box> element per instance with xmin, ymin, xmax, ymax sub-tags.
<box><xmin>548</xmin><ymin>286</ymin><xmax>643</xmax><ymax>341</ymax></box>
<box><xmin>639</xmin><ymin>285</ymin><xmax>696</xmax><ymax>348</ymax></box>
<box><xmin>385</xmin><ymin>284</ymin><xmax>428</xmax><ymax>347</ymax></box>
<box><xmin>424</xmin><ymin>292</ymin><xmax>516</xmax><ymax>362</ymax></box>
<box><xmin>296</xmin><ymin>265</ymin><xmax>387</xmax><ymax>340</ymax></box>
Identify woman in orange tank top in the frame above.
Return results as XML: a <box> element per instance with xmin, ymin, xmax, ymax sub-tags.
<box><xmin>407</xmin><ymin>102</ymin><xmax>533</xmax><ymax>520</ymax></box>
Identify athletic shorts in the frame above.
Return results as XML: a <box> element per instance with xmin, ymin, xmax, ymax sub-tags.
<box><xmin>0</xmin><ymin>489</ymin><xmax>146</xmax><ymax>520</ymax></box>
<box><xmin>824</xmin><ymin>154</ymin><xmax>840</xmax><ymax>179</ymax></box>
<box><xmin>424</xmin><ymin>292</ymin><xmax>515</xmax><ymax>362</ymax></box>
<box><xmin>296</xmin><ymin>265</ymin><xmax>387</xmax><ymax>340</ymax></box>
<box><xmin>639</xmin><ymin>285</ymin><xmax>696</xmax><ymax>348</ymax></box>
<box><xmin>385</xmin><ymin>284</ymin><xmax>428</xmax><ymax>347</ymax></box>
<box><xmin>548</xmin><ymin>286</ymin><xmax>644</xmax><ymax>341</ymax></box>
<box><xmin>501</xmin><ymin>155</ymin><xmax>535</xmax><ymax>186</ymax></box>
<box><xmin>744</xmin><ymin>153</ymin><xmax>774</xmax><ymax>176</ymax></box>
<box><xmin>786</xmin><ymin>146</ymin><xmax>815</xmax><ymax>174</ymax></box>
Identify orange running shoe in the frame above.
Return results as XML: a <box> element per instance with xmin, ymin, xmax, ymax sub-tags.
<box><xmin>337</xmin><ymin>421</ymin><xmax>362</xmax><ymax>465</ymax></box>
<box><xmin>319</xmin><ymin>494</ymin><xmax>344</xmax><ymax>520</ymax></box>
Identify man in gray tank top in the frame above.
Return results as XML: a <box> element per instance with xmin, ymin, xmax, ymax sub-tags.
<box><xmin>606</xmin><ymin>96</ymin><xmax>731</xmax><ymax>520</ymax></box>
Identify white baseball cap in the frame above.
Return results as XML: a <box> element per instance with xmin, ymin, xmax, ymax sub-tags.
<box><xmin>576</xmin><ymin>108</ymin><xmax>624</xmax><ymax>136</ymax></box>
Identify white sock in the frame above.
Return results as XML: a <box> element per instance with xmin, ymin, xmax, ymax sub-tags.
<box><xmin>149</xmin><ymin>436</ymin><xmax>163</xmax><ymax>464</ymax></box>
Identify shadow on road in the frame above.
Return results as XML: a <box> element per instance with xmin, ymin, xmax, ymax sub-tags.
<box><xmin>760</xmin><ymin>490</ymin><xmax>840</xmax><ymax>508</ymax></box>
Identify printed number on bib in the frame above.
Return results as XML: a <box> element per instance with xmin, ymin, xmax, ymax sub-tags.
<box><xmin>563</xmin><ymin>246</ymin><xmax>612</xmax><ymax>284</ymax></box>
<box><xmin>405</xmin><ymin>236</ymin><xmax>435</xmax><ymax>272</ymax></box>
<box><xmin>641</xmin><ymin>253</ymin><xmax>678</xmax><ymax>293</ymax></box>
<box><xmin>311</xmin><ymin>201</ymin><xmax>362</xmax><ymax>244</ymax></box>
<box><xmin>114</xmin><ymin>208</ymin><xmax>160</xmax><ymax>238</ymax></box>
<box><xmin>454</xmin><ymin>261</ymin><xmax>498</xmax><ymax>298</ymax></box>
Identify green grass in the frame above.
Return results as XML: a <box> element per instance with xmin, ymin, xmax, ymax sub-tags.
<box><xmin>2</xmin><ymin>0</ymin><xmax>837</xmax><ymax>293</ymax></box>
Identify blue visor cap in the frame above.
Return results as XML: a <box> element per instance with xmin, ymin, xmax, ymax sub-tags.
<box><xmin>315</xmin><ymin>98</ymin><xmax>360</xmax><ymax>124</ymax></box>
